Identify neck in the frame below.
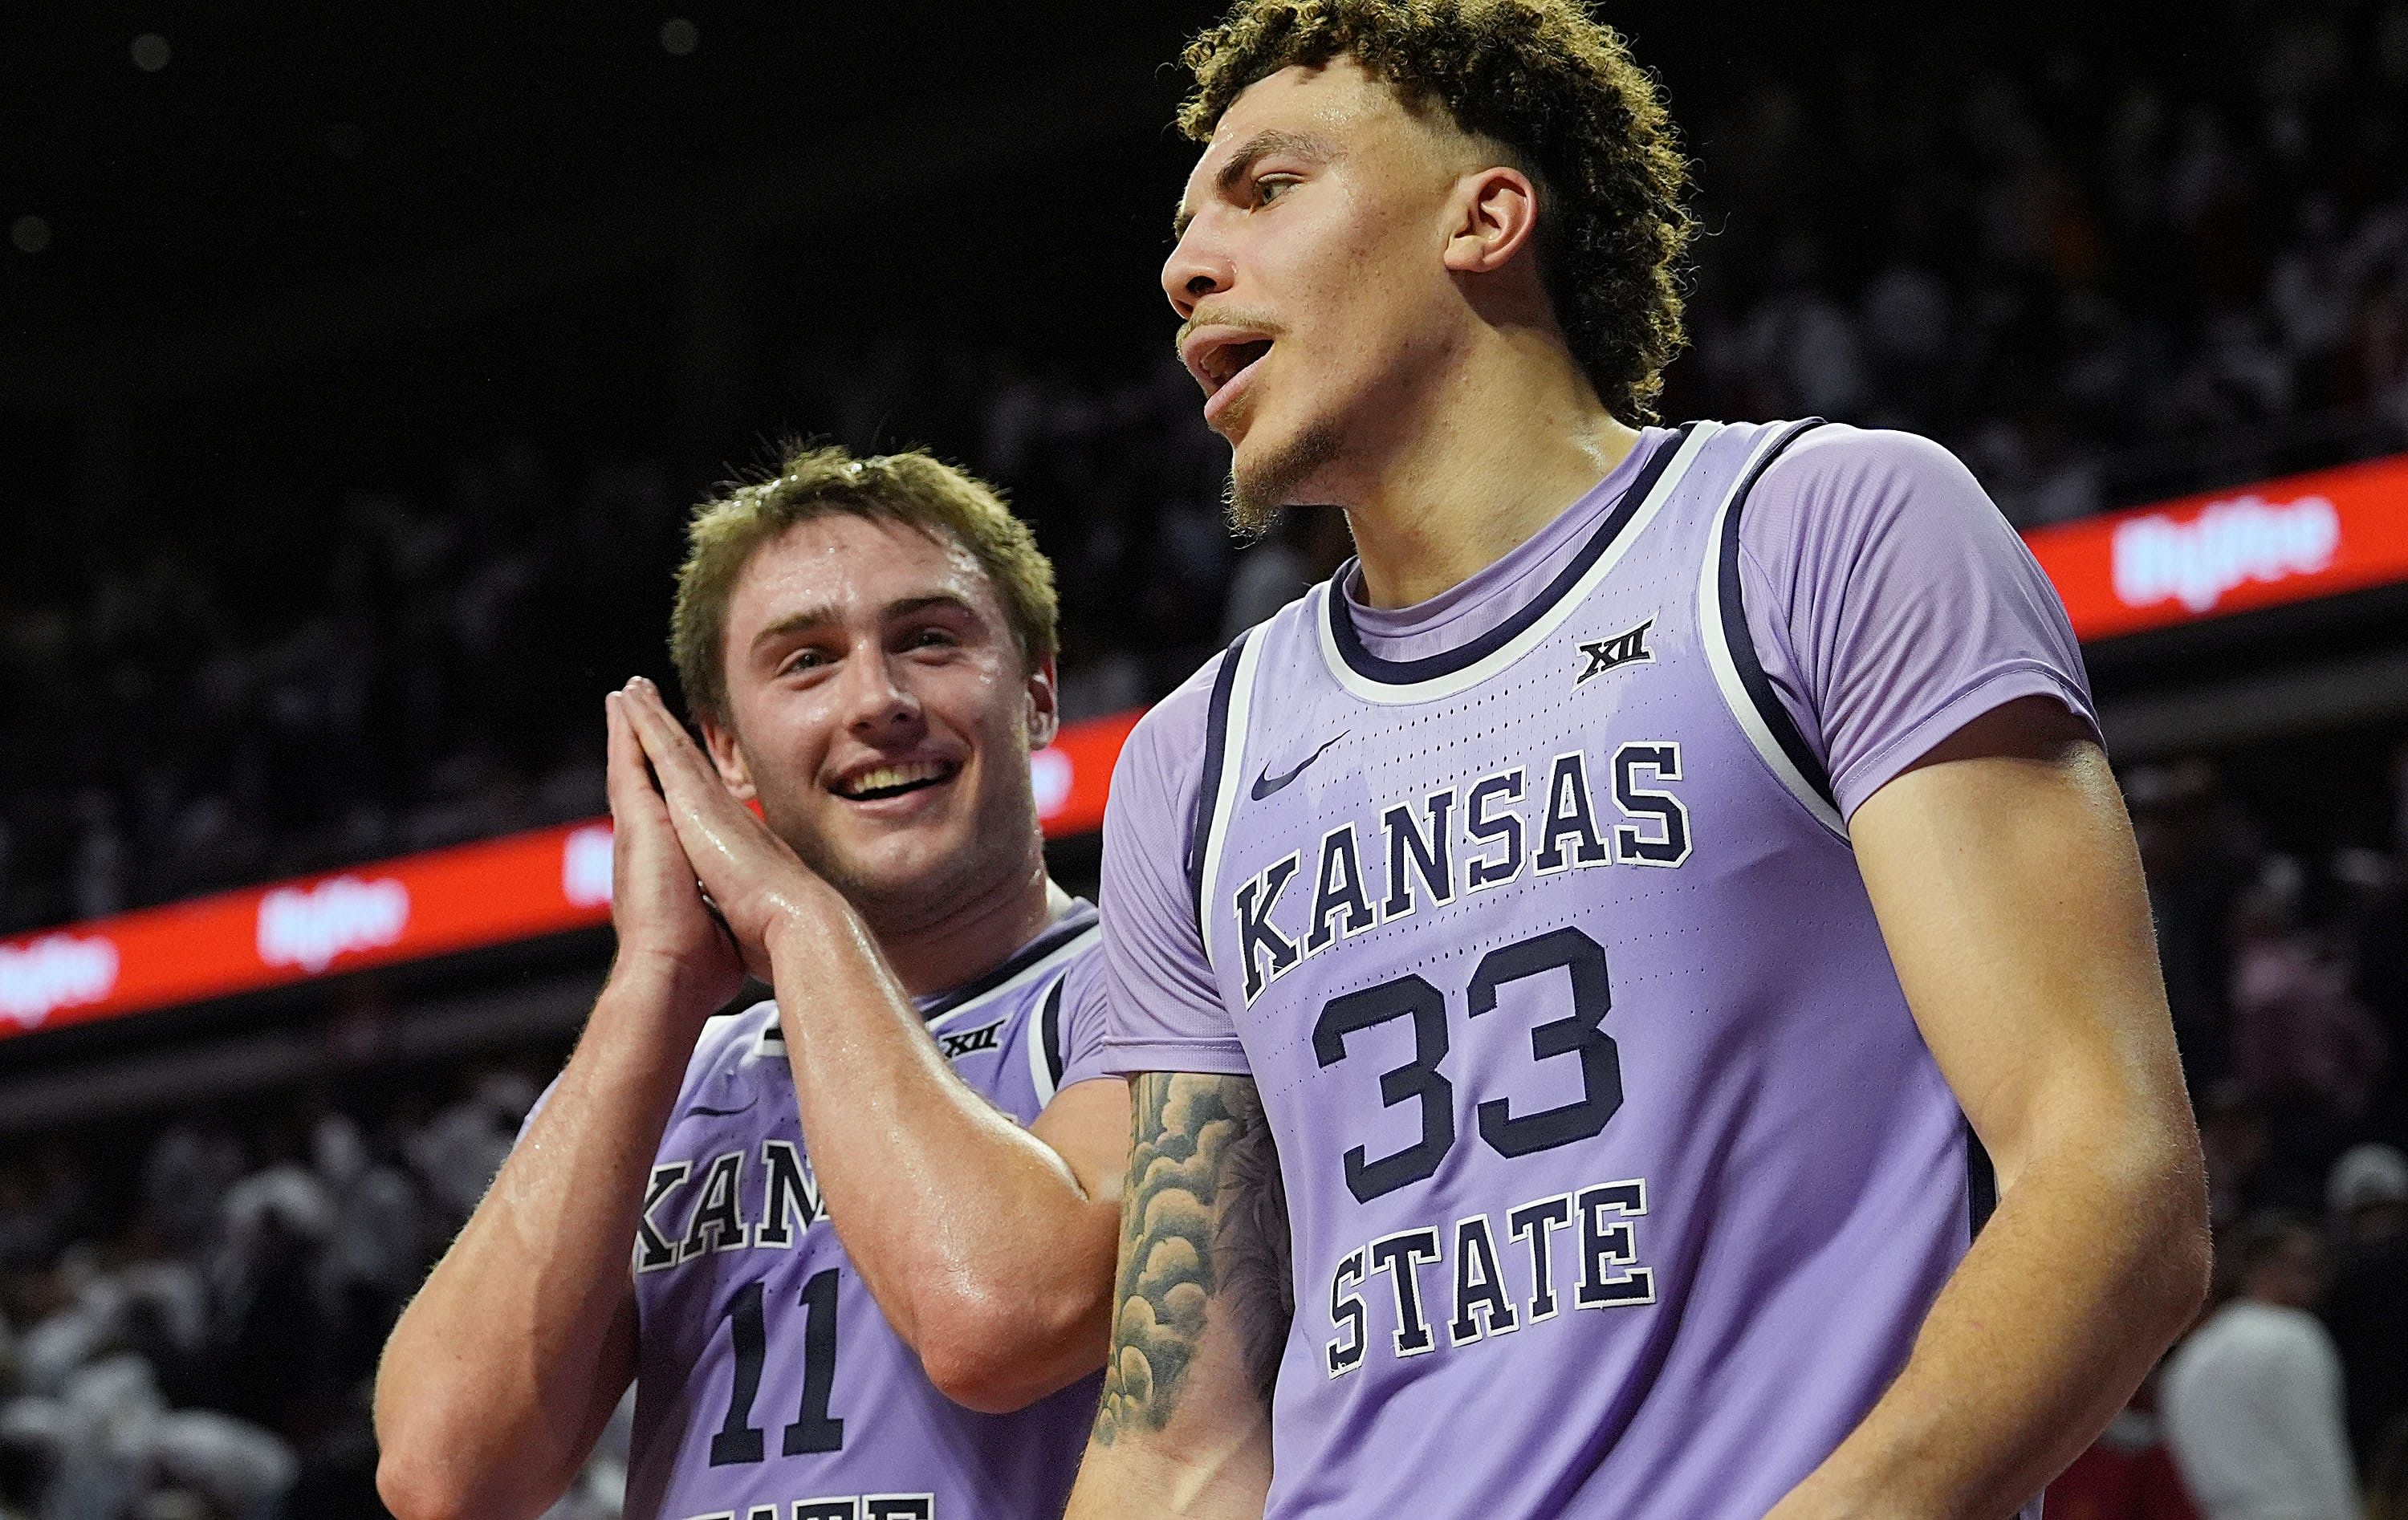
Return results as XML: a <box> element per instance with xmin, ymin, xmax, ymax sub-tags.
<box><xmin>1335</xmin><ymin>329</ymin><xmax>1641</xmax><ymax>609</ymax></box>
<box><xmin>868</xmin><ymin>847</ymin><xmax>1065</xmax><ymax>1000</ymax></box>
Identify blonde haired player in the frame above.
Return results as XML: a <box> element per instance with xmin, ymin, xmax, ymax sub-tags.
<box><xmin>379</xmin><ymin>445</ymin><xmax>1123</xmax><ymax>1520</ymax></box>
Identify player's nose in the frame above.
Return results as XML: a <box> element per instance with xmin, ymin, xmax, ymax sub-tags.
<box><xmin>838</xmin><ymin>652</ymin><xmax>924</xmax><ymax>737</ymax></box>
<box><xmin>1162</xmin><ymin>226</ymin><xmax>1234</xmax><ymax>320</ymax></box>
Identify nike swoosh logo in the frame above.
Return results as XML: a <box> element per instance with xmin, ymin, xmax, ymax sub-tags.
<box><xmin>1251</xmin><ymin>731</ymin><xmax>1347</xmax><ymax>801</ymax></box>
<box><xmin>685</xmin><ymin>1100</ymin><xmax>756</xmax><ymax>1119</ymax></box>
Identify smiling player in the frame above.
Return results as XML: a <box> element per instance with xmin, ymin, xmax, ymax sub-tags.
<box><xmin>1065</xmin><ymin>3</ymin><xmax>2211</xmax><ymax>1518</ymax></box>
<box><xmin>376</xmin><ymin>446</ymin><xmax>1124</xmax><ymax>1520</ymax></box>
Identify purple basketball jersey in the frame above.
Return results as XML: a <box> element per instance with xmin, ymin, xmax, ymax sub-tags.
<box><xmin>619</xmin><ymin>903</ymin><xmax>1109</xmax><ymax>1520</ymax></box>
<box><xmin>1100</xmin><ymin>421</ymin><xmax>2093</xmax><ymax>1517</ymax></box>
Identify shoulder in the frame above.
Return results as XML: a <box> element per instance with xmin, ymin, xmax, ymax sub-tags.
<box><xmin>678</xmin><ymin>998</ymin><xmax>780</xmax><ymax>1094</ymax></box>
<box><xmin>1738</xmin><ymin>423</ymin><xmax>2021</xmax><ymax>593</ymax></box>
<box><xmin>1747</xmin><ymin>425</ymin><xmax>1991</xmax><ymax>539</ymax></box>
<box><xmin>2247</xmin><ymin>1303</ymin><xmax>2341</xmax><ymax>1359</ymax></box>
<box><xmin>1051</xmin><ymin>919</ymin><xmax>1113</xmax><ymax>1030</ymax></box>
<box><xmin>1058</xmin><ymin>914</ymin><xmax>1109</xmax><ymax>990</ymax></box>
<box><xmin>1110</xmin><ymin>632</ymin><xmax>1255</xmax><ymax>827</ymax></box>
<box><xmin>2182</xmin><ymin>1302</ymin><xmax>2333</xmax><ymax>1368</ymax></box>
<box><xmin>1124</xmin><ymin>648</ymin><xmax>1227</xmax><ymax>767</ymax></box>
<box><xmin>1761</xmin><ymin>421</ymin><xmax>1971</xmax><ymax>482</ymax></box>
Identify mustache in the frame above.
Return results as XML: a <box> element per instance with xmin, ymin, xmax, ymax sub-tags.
<box><xmin>1174</xmin><ymin>308</ymin><xmax>1288</xmax><ymax>353</ymax></box>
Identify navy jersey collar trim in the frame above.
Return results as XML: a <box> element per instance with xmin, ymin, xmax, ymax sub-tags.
<box><xmin>916</xmin><ymin>900</ymin><xmax>1100</xmax><ymax>1021</ymax></box>
<box><xmin>1324</xmin><ymin>425</ymin><xmax>1692</xmax><ymax>688</ymax></box>
<box><xmin>762</xmin><ymin>900</ymin><xmax>1098</xmax><ymax>1048</ymax></box>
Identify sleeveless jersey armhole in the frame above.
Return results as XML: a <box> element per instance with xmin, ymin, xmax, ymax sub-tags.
<box><xmin>1694</xmin><ymin>417</ymin><xmax>1849</xmax><ymax>840</ymax></box>
<box><xmin>1187</xmin><ymin>628</ymin><xmax>1267</xmax><ymax>975</ymax></box>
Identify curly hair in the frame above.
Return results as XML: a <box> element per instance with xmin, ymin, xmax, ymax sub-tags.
<box><xmin>1178</xmin><ymin>0</ymin><xmax>1692</xmax><ymax>424</ymax></box>
<box><xmin>669</xmin><ymin>443</ymin><xmax>1058</xmax><ymax>724</ymax></box>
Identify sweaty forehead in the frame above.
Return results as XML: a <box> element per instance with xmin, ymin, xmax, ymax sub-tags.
<box><xmin>730</xmin><ymin>514</ymin><xmax>991</xmax><ymax>630</ymax></box>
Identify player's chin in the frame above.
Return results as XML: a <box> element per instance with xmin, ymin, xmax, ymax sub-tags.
<box><xmin>824</xmin><ymin>802</ymin><xmax>965</xmax><ymax>877</ymax></box>
<box><xmin>1227</xmin><ymin>414</ymin><xmax>1338</xmax><ymax>536</ymax></box>
<box><xmin>818</xmin><ymin>827</ymin><xmax>961</xmax><ymax>907</ymax></box>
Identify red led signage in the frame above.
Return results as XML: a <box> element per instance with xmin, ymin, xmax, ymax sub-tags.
<box><xmin>0</xmin><ymin>712</ymin><xmax>1137</xmax><ymax>1040</ymax></box>
<box><xmin>10</xmin><ymin>453</ymin><xmax>2407</xmax><ymax>1040</ymax></box>
<box><xmin>2025</xmin><ymin>451</ymin><xmax>2408</xmax><ymax>641</ymax></box>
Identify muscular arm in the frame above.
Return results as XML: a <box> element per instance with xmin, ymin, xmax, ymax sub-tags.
<box><xmin>375</xmin><ymin>692</ymin><xmax>738</xmax><ymax>1520</ymax></box>
<box><xmin>1769</xmin><ymin>699</ymin><xmax>2211</xmax><ymax>1519</ymax></box>
<box><xmin>764</xmin><ymin>905</ymin><xmax>1128</xmax><ymax>1412</ymax></box>
<box><xmin>372</xmin><ymin>978</ymin><xmax>663</xmax><ymax>1520</ymax></box>
<box><xmin>1066</xmin><ymin>1071</ymin><xmax>1290</xmax><ymax>1519</ymax></box>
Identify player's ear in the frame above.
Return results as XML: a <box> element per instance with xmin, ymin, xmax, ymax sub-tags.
<box><xmin>698</xmin><ymin>710</ymin><xmax>759</xmax><ymax>803</ymax></box>
<box><xmin>1023</xmin><ymin>653</ymin><xmax>1060</xmax><ymax>752</ymax></box>
<box><xmin>1442</xmin><ymin>165</ymin><xmax>1541</xmax><ymax>277</ymax></box>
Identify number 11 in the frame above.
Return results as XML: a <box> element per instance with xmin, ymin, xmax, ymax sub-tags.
<box><xmin>708</xmin><ymin>1268</ymin><xmax>847</xmax><ymax>1466</ymax></box>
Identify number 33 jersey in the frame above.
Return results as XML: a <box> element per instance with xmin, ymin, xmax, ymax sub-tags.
<box><xmin>616</xmin><ymin>904</ymin><xmax>1110</xmax><ymax>1520</ymax></box>
<box><xmin>1099</xmin><ymin>421</ymin><xmax>2096</xmax><ymax>1518</ymax></box>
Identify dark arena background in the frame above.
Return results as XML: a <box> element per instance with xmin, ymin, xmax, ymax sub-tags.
<box><xmin>6</xmin><ymin>2</ymin><xmax>2408</xmax><ymax>1515</ymax></box>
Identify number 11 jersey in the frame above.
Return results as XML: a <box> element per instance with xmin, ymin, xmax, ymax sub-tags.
<box><xmin>621</xmin><ymin>904</ymin><xmax>1110</xmax><ymax>1520</ymax></box>
<box><xmin>1099</xmin><ymin>421</ymin><xmax>2097</xmax><ymax>1518</ymax></box>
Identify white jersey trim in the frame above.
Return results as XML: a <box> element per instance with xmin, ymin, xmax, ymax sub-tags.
<box><xmin>921</xmin><ymin>921</ymin><xmax>1100</xmax><ymax>1034</ymax></box>
<box><xmin>746</xmin><ymin>921</ymin><xmax>1100</xmax><ymax>1047</ymax></box>
<box><xmin>1027</xmin><ymin>969</ymin><xmax>1072</xmax><ymax>1107</ymax></box>
<box><xmin>1198</xmin><ymin>630</ymin><xmax>1270</xmax><ymax>977</ymax></box>
<box><xmin>1695</xmin><ymin>426</ymin><xmax>1852</xmax><ymax>842</ymax></box>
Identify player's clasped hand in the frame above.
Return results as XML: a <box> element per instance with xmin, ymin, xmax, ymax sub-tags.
<box><xmin>602</xmin><ymin>680</ymin><xmax>747</xmax><ymax>1015</ymax></box>
<box><xmin>613</xmin><ymin>676</ymin><xmax>838</xmax><ymax>984</ymax></box>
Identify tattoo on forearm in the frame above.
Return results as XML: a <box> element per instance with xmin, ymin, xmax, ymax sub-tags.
<box><xmin>1092</xmin><ymin>1072</ymin><xmax>1292</xmax><ymax>1445</ymax></box>
<box><xmin>1216</xmin><ymin>1085</ymin><xmax>1292</xmax><ymax>1406</ymax></box>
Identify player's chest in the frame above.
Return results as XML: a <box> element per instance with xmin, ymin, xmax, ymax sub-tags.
<box><xmin>637</xmin><ymin>1092</ymin><xmax>832</xmax><ymax>1282</ymax></box>
<box><xmin>635</xmin><ymin>1028</ymin><xmax>1039</xmax><ymax>1280</ymax></box>
<box><xmin>1206</xmin><ymin>599</ymin><xmax>1734</xmax><ymax>1019</ymax></box>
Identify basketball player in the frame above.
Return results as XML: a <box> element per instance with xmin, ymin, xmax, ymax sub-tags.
<box><xmin>1065</xmin><ymin>4</ymin><xmax>2211</xmax><ymax>1517</ymax></box>
<box><xmin>376</xmin><ymin>448</ymin><xmax>1125</xmax><ymax>1520</ymax></box>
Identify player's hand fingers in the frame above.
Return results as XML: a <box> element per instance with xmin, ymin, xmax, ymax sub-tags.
<box><xmin>606</xmin><ymin>693</ymin><xmax>706</xmax><ymax>885</ymax></box>
<box><xmin>617</xmin><ymin>678</ymin><xmax>789</xmax><ymax>881</ymax></box>
<box><xmin>620</xmin><ymin>678</ymin><xmax>737</xmax><ymax>813</ymax></box>
<box><xmin>603</xmin><ymin>692</ymin><xmax>671</xmax><ymax>826</ymax></box>
<box><xmin>603</xmin><ymin>691</ymin><xmax>744</xmax><ymax>1005</ymax></box>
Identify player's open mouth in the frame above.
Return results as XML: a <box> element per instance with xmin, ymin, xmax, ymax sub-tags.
<box><xmin>1202</xmin><ymin>341</ymin><xmax>1271</xmax><ymax>424</ymax></box>
<box><xmin>1200</xmin><ymin>339</ymin><xmax>1272</xmax><ymax>392</ymax></box>
<box><xmin>1182</xmin><ymin>328</ymin><xmax>1277</xmax><ymax>425</ymax></box>
<box><xmin>830</xmin><ymin>759</ymin><xmax>960</xmax><ymax>802</ymax></box>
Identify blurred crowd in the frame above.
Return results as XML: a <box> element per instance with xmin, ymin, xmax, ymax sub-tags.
<box><xmin>0</xmin><ymin>374</ymin><xmax>1244</xmax><ymax>935</ymax></box>
<box><xmin>1675</xmin><ymin>2</ymin><xmax>2408</xmax><ymax>524</ymax></box>
<box><xmin>2040</xmin><ymin>750</ymin><xmax>2408</xmax><ymax>1520</ymax></box>
<box><xmin>0</xmin><ymin>1052</ymin><xmax>631</xmax><ymax>1520</ymax></box>
<box><xmin>6</xmin><ymin>2</ymin><xmax>2408</xmax><ymax>1516</ymax></box>
<box><xmin>10</xmin><ymin>2</ymin><xmax>2408</xmax><ymax>934</ymax></box>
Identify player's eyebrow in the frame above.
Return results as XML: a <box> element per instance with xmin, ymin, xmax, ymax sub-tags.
<box><xmin>1172</xmin><ymin>128</ymin><xmax>1330</xmax><ymax>242</ymax></box>
<box><xmin>879</xmin><ymin>592</ymin><xmax>982</xmax><ymax>627</ymax></box>
<box><xmin>748</xmin><ymin>593</ymin><xmax>982</xmax><ymax>656</ymax></box>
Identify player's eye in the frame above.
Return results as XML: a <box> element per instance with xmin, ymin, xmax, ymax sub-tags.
<box><xmin>780</xmin><ymin>648</ymin><xmax>831</xmax><ymax>676</ymax></box>
<box><xmin>907</xmin><ymin>626</ymin><xmax>960</xmax><ymax>651</ymax></box>
<box><xmin>1254</xmin><ymin>173</ymin><xmax>1300</xmax><ymax>206</ymax></box>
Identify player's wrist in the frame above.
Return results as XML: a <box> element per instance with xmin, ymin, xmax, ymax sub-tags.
<box><xmin>604</xmin><ymin>943</ymin><xmax>737</xmax><ymax>1022</ymax></box>
<box><xmin>759</xmin><ymin>881</ymin><xmax>865</xmax><ymax>984</ymax></box>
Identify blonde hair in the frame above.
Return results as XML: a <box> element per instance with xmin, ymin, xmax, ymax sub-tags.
<box><xmin>669</xmin><ymin>443</ymin><xmax>1059</xmax><ymax>722</ymax></box>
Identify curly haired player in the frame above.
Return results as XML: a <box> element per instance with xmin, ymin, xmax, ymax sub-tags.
<box><xmin>1064</xmin><ymin>3</ymin><xmax>2211</xmax><ymax>1516</ymax></box>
